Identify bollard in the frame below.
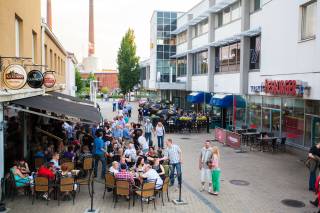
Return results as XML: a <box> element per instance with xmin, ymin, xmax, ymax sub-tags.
<box><xmin>84</xmin><ymin>168</ymin><xmax>100</xmax><ymax>212</ymax></box>
<box><xmin>172</xmin><ymin>173</ymin><xmax>187</xmax><ymax>205</ymax></box>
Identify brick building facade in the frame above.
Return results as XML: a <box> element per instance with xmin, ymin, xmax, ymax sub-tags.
<box><xmin>81</xmin><ymin>69</ymin><xmax>119</xmax><ymax>91</ymax></box>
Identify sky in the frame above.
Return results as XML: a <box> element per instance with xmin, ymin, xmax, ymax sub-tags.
<box><xmin>41</xmin><ymin>0</ymin><xmax>201</xmax><ymax>70</ymax></box>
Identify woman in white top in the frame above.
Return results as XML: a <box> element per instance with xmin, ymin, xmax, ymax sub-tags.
<box><xmin>109</xmin><ymin>161</ymin><xmax>119</xmax><ymax>175</ymax></box>
<box><xmin>154</xmin><ymin>122</ymin><xmax>165</xmax><ymax>149</ymax></box>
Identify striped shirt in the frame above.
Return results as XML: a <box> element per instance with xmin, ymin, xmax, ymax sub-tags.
<box><xmin>164</xmin><ymin>144</ymin><xmax>181</xmax><ymax>164</ymax></box>
<box><xmin>144</xmin><ymin>123</ymin><xmax>153</xmax><ymax>133</ymax></box>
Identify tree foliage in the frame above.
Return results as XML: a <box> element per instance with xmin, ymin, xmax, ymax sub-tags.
<box><xmin>117</xmin><ymin>28</ymin><xmax>140</xmax><ymax>95</ymax></box>
<box><xmin>85</xmin><ymin>72</ymin><xmax>96</xmax><ymax>87</ymax></box>
<box><xmin>101</xmin><ymin>87</ymin><xmax>109</xmax><ymax>94</ymax></box>
<box><xmin>75</xmin><ymin>67</ymin><xmax>83</xmax><ymax>93</ymax></box>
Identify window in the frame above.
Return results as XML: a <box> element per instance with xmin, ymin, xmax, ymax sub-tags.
<box><xmin>192</xmin><ymin>51</ymin><xmax>208</xmax><ymax>75</ymax></box>
<box><xmin>177</xmin><ymin>57</ymin><xmax>187</xmax><ymax>77</ymax></box>
<box><xmin>15</xmin><ymin>17</ymin><xmax>22</xmax><ymax>57</ymax></box>
<box><xmin>215</xmin><ymin>1</ymin><xmax>241</xmax><ymax>28</ymax></box>
<box><xmin>215</xmin><ymin>42</ymin><xmax>241</xmax><ymax>72</ymax></box>
<box><xmin>223</xmin><ymin>7</ymin><xmax>231</xmax><ymax>25</ymax></box>
<box><xmin>57</xmin><ymin>56</ymin><xmax>60</xmax><ymax>75</ymax></box>
<box><xmin>49</xmin><ymin>49</ymin><xmax>53</xmax><ymax>69</ymax></box>
<box><xmin>301</xmin><ymin>1</ymin><xmax>317</xmax><ymax>40</ymax></box>
<box><xmin>231</xmin><ymin>2</ymin><xmax>241</xmax><ymax>21</ymax></box>
<box><xmin>250</xmin><ymin>35</ymin><xmax>261</xmax><ymax>70</ymax></box>
<box><xmin>54</xmin><ymin>53</ymin><xmax>57</xmax><ymax>72</ymax></box>
<box><xmin>215</xmin><ymin>12</ymin><xmax>223</xmax><ymax>28</ymax></box>
<box><xmin>250</xmin><ymin>0</ymin><xmax>261</xmax><ymax>13</ymax></box>
<box><xmin>32</xmin><ymin>31</ymin><xmax>37</xmax><ymax>63</ymax></box>
<box><xmin>44</xmin><ymin>45</ymin><xmax>48</xmax><ymax>66</ymax></box>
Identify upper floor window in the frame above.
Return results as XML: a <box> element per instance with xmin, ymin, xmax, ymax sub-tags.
<box><xmin>250</xmin><ymin>35</ymin><xmax>261</xmax><ymax>70</ymax></box>
<box><xmin>301</xmin><ymin>0</ymin><xmax>317</xmax><ymax>40</ymax></box>
<box><xmin>177</xmin><ymin>31</ymin><xmax>187</xmax><ymax>44</ymax></box>
<box><xmin>215</xmin><ymin>1</ymin><xmax>241</xmax><ymax>28</ymax></box>
<box><xmin>32</xmin><ymin>31</ymin><xmax>37</xmax><ymax>63</ymax></box>
<box><xmin>177</xmin><ymin>57</ymin><xmax>187</xmax><ymax>77</ymax></box>
<box><xmin>192</xmin><ymin>18</ymin><xmax>208</xmax><ymax>38</ymax></box>
<box><xmin>15</xmin><ymin>17</ymin><xmax>22</xmax><ymax>57</ymax></box>
<box><xmin>250</xmin><ymin>0</ymin><xmax>261</xmax><ymax>13</ymax></box>
<box><xmin>215</xmin><ymin>42</ymin><xmax>240</xmax><ymax>73</ymax></box>
<box><xmin>192</xmin><ymin>51</ymin><xmax>208</xmax><ymax>75</ymax></box>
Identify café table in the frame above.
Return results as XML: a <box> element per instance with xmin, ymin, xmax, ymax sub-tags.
<box><xmin>241</xmin><ymin>132</ymin><xmax>260</xmax><ymax>149</ymax></box>
<box><xmin>257</xmin><ymin>136</ymin><xmax>278</xmax><ymax>152</ymax></box>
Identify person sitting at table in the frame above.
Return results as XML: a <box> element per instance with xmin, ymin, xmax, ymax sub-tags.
<box><xmin>63</xmin><ymin>146</ymin><xmax>75</xmax><ymax>161</ymax></box>
<box><xmin>109</xmin><ymin>161</ymin><xmax>119</xmax><ymax>175</ymax></box>
<box><xmin>37</xmin><ymin>162</ymin><xmax>55</xmax><ymax>181</ymax></box>
<box><xmin>152</xmin><ymin>158</ymin><xmax>165</xmax><ymax>180</ymax></box>
<box><xmin>119</xmin><ymin>157</ymin><xmax>129</xmax><ymax>171</ymax></box>
<box><xmin>147</xmin><ymin>147</ymin><xmax>158</xmax><ymax>165</ymax></box>
<box><xmin>58</xmin><ymin>164</ymin><xmax>76</xmax><ymax>201</ymax></box>
<box><xmin>115</xmin><ymin>163</ymin><xmax>134</xmax><ymax>184</ymax></box>
<box><xmin>141</xmin><ymin>164</ymin><xmax>163</xmax><ymax>190</ymax></box>
<box><xmin>19</xmin><ymin>159</ymin><xmax>30</xmax><ymax>175</ymax></box>
<box><xmin>34</xmin><ymin>146</ymin><xmax>45</xmax><ymax>158</ymax></box>
<box><xmin>135</xmin><ymin>156</ymin><xmax>145</xmax><ymax>173</ymax></box>
<box><xmin>124</xmin><ymin>143</ymin><xmax>137</xmax><ymax>168</ymax></box>
<box><xmin>79</xmin><ymin>145</ymin><xmax>93</xmax><ymax>163</ymax></box>
<box><xmin>10</xmin><ymin>162</ymin><xmax>31</xmax><ymax>188</ymax></box>
<box><xmin>50</xmin><ymin>152</ymin><xmax>61</xmax><ymax>170</ymax></box>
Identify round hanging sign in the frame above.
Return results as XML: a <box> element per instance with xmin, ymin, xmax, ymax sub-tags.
<box><xmin>43</xmin><ymin>72</ymin><xmax>56</xmax><ymax>88</ymax></box>
<box><xmin>27</xmin><ymin>70</ymin><xmax>44</xmax><ymax>88</ymax></box>
<box><xmin>3</xmin><ymin>64</ymin><xmax>27</xmax><ymax>90</ymax></box>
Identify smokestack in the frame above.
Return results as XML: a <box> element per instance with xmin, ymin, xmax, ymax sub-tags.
<box><xmin>88</xmin><ymin>0</ymin><xmax>95</xmax><ymax>56</ymax></box>
<box><xmin>47</xmin><ymin>0</ymin><xmax>52</xmax><ymax>29</ymax></box>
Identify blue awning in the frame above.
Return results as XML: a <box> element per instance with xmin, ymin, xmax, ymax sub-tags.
<box><xmin>187</xmin><ymin>92</ymin><xmax>212</xmax><ymax>104</ymax></box>
<box><xmin>209</xmin><ymin>94</ymin><xmax>246</xmax><ymax>108</ymax></box>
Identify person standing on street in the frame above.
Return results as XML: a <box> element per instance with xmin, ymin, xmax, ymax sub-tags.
<box><xmin>126</xmin><ymin>103</ymin><xmax>132</xmax><ymax>118</ymax></box>
<box><xmin>211</xmin><ymin>146</ymin><xmax>221</xmax><ymax>195</ymax></box>
<box><xmin>93</xmin><ymin>130</ymin><xmax>107</xmax><ymax>179</ymax></box>
<box><xmin>144</xmin><ymin>119</ymin><xmax>153</xmax><ymax>147</ymax></box>
<box><xmin>112</xmin><ymin>100</ymin><xmax>117</xmax><ymax>112</ymax></box>
<box><xmin>162</xmin><ymin>139</ymin><xmax>182</xmax><ymax>187</ymax></box>
<box><xmin>199</xmin><ymin>140</ymin><xmax>213</xmax><ymax>193</ymax></box>
<box><xmin>155</xmin><ymin>122</ymin><xmax>165</xmax><ymax>149</ymax></box>
<box><xmin>308</xmin><ymin>143</ymin><xmax>320</xmax><ymax>191</ymax></box>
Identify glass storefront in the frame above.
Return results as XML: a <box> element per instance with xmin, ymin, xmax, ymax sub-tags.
<box><xmin>246</xmin><ymin>95</ymin><xmax>320</xmax><ymax>149</ymax></box>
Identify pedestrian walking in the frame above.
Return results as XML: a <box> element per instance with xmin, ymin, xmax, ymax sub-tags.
<box><xmin>210</xmin><ymin>146</ymin><xmax>221</xmax><ymax>195</ymax></box>
<box><xmin>144</xmin><ymin>119</ymin><xmax>153</xmax><ymax>147</ymax></box>
<box><xmin>199</xmin><ymin>140</ymin><xmax>213</xmax><ymax>193</ymax></box>
<box><xmin>112</xmin><ymin>100</ymin><xmax>117</xmax><ymax>112</ymax></box>
<box><xmin>93</xmin><ymin>131</ymin><xmax>107</xmax><ymax>179</ymax></box>
<box><xmin>155</xmin><ymin>122</ymin><xmax>165</xmax><ymax>149</ymax></box>
<box><xmin>307</xmin><ymin>143</ymin><xmax>320</xmax><ymax>191</ymax></box>
<box><xmin>162</xmin><ymin>139</ymin><xmax>182</xmax><ymax>187</ymax></box>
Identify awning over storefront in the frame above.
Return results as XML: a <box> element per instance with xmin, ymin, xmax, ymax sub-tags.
<box><xmin>209</xmin><ymin>94</ymin><xmax>246</xmax><ymax>108</ymax></box>
<box><xmin>10</xmin><ymin>94</ymin><xmax>102</xmax><ymax>123</ymax></box>
<box><xmin>187</xmin><ymin>92</ymin><xmax>212</xmax><ymax>104</ymax></box>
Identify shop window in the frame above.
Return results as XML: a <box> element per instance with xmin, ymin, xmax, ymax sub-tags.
<box><xmin>301</xmin><ymin>0</ymin><xmax>317</xmax><ymax>40</ymax></box>
<box><xmin>250</xmin><ymin>35</ymin><xmax>261</xmax><ymax>70</ymax></box>
<box><xmin>247</xmin><ymin>96</ymin><xmax>262</xmax><ymax>130</ymax></box>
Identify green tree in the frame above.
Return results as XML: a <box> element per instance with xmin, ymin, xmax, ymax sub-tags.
<box><xmin>75</xmin><ymin>68</ymin><xmax>83</xmax><ymax>93</ymax></box>
<box><xmin>85</xmin><ymin>72</ymin><xmax>96</xmax><ymax>87</ymax></box>
<box><xmin>117</xmin><ymin>28</ymin><xmax>140</xmax><ymax>97</ymax></box>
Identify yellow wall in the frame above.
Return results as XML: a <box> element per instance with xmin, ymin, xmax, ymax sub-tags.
<box><xmin>0</xmin><ymin>0</ymin><xmax>41</xmax><ymax>63</ymax></box>
<box><xmin>44</xmin><ymin>31</ymin><xmax>66</xmax><ymax>87</ymax></box>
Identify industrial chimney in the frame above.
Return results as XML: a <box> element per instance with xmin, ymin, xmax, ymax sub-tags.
<box><xmin>88</xmin><ymin>0</ymin><xmax>95</xmax><ymax>56</ymax></box>
<box><xmin>47</xmin><ymin>0</ymin><xmax>52</xmax><ymax>29</ymax></box>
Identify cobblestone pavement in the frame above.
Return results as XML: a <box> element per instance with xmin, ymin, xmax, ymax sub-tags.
<box><xmin>6</xmin><ymin>100</ymin><xmax>318</xmax><ymax>213</ymax></box>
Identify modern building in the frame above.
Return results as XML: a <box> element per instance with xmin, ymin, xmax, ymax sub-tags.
<box><xmin>141</xmin><ymin>0</ymin><xmax>320</xmax><ymax>149</ymax></box>
<box><xmin>80</xmin><ymin>69</ymin><xmax>119</xmax><ymax>92</ymax></box>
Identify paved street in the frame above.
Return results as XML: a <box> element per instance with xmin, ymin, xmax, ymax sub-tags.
<box><xmin>6</xmin><ymin>100</ymin><xmax>318</xmax><ymax>213</ymax></box>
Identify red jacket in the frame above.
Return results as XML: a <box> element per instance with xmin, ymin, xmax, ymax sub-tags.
<box><xmin>37</xmin><ymin>166</ymin><xmax>55</xmax><ymax>180</ymax></box>
<box><xmin>315</xmin><ymin>176</ymin><xmax>320</xmax><ymax>207</ymax></box>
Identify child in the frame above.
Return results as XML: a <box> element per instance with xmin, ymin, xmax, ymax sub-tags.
<box><xmin>211</xmin><ymin>146</ymin><xmax>221</xmax><ymax>195</ymax></box>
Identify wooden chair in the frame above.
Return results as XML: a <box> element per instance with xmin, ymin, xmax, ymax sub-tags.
<box><xmin>58</xmin><ymin>177</ymin><xmax>76</xmax><ymax>206</ymax></box>
<box><xmin>114</xmin><ymin>180</ymin><xmax>131</xmax><ymax>209</ymax></box>
<box><xmin>76</xmin><ymin>157</ymin><xmax>93</xmax><ymax>193</ymax></box>
<box><xmin>134</xmin><ymin>181</ymin><xmax>156</xmax><ymax>212</ymax></box>
<box><xmin>33</xmin><ymin>176</ymin><xmax>50</xmax><ymax>205</ymax></box>
<box><xmin>34</xmin><ymin>157</ymin><xmax>44</xmax><ymax>170</ymax></box>
<box><xmin>158</xmin><ymin>177</ymin><xmax>170</xmax><ymax>206</ymax></box>
<box><xmin>103</xmin><ymin>172</ymin><xmax>115</xmax><ymax>199</ymax></box>
<box><xmin>9</xmin><ymin>171</ymin><xmax>30</xmax><ymax>201</ymax></box>
<box><xmin>63</xmin><ymin>162</ymin><xmax>75</xmax><ymax>171</ymax></box>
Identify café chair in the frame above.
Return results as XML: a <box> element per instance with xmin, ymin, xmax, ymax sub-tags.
<box><xmin>76</xmin><ymin>157</ymin><xmax>93</xmax><ymax>193</ymax></box>
<box><xmin>8</xmin><ymin>171</ymin><xmax>30</xmax><ymax>201</ymax></box>
<box><xmin>58</xmin><ymin>177</ymin><xmax>76</xmax><ymax>206</ymax></box>
<box><xmin>103</xmin><ymin>172</ymin><xmax>115</xmax><ymax>200</ymax></box>
<box><xmin>114</xmin><ymin>180</ymin><xmax>131</xmax><ymax>209</ymax></box>
<box><xmin>63</xmin><ymin>162</ymin><xmax>75</xmax><ymax>171</ymax></box>
<box><xmin>134</xmin><ymin>181</ymin><xmax>156</xmax><ymax>212</ymax></box>
<box><xmin>33</xmin><ymin>176</ymin><xmax>50</xmax><ymax>206</ymax></box>
<box><xmin>156</xmin><ymin>177</ymin><xmax>170</xmax><ymax>206</ymax></box>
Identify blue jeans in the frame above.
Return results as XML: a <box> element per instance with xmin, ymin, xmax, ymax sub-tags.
<box><xmin>145</xmin><ymin>132</ymin><xmax>152</xmax><ymax>147</ymax></box>
<box><xmin>94</xmin><ymin>154</ymin><xmax>106</xmax><ymax>179</ymax></box>
<box><xmin>170</xmin><ymin>162</ymin><xmax>182</xmax><ymax>185</ymax></box>
<box><xmin>309</xmin><ymin>168</ymin><xmax>317</xmax><ymax>191</ymax></box>
<box><xmin>157</xmin><ymin>136</ymin><xmax>164</xmax><ymax>149</ymax></box>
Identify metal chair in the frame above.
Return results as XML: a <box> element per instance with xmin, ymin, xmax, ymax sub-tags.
<box><xmin>58</xmin><ymin>177</ymin><xmax>76</xmax><ymax>206</ymax></box>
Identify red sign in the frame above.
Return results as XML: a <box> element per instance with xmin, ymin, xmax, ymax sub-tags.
<box><xmin>43</xmin><ymin>72</ymin><xmax>56</xmax><ymax>88</ymax></box>
<box><xmin>226</xmin><ymin>131</ymin><xmax>241</xmax><ymax>148</ymax></box>
<box><xmin>264</xmin><ymin>79</ymin><xmax>297</xmax><ymax>96</ymax></box>
<box><xmin>214</xmin><ymin>128</ymin><xmax>226</xmax><ymax>144</ymax></box>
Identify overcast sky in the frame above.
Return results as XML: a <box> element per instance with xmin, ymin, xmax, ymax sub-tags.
<box><xmin>41</xmin><ymin>0</ymin><xmax>200</xmax><ymax>70</ymax></box>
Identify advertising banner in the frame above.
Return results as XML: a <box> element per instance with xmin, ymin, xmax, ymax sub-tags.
<box><xmin>226</xmin><ymin>131</ymin><xmax>241</xmax><ymax>149</ymax></box>
<box><xmin>214</xmin><ymin>128</ymin><xmax>226</xmax><ymax>144</ymax></box>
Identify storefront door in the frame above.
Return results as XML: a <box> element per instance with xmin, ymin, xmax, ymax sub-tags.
<box><xmin>262</xmin><ymin>108</ymin><xmax>281</xmax><ymax>136</ymax></box>
<box><xmin>311</xmin><ymin>116</ymin><xmax>320</xmax><ymax>146</ymax></box>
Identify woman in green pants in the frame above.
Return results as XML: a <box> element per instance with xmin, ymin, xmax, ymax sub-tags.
<box><xmin>211</xmin><ymin>146</ymin><xmax>220</xmax><ymax>195</ymax></box>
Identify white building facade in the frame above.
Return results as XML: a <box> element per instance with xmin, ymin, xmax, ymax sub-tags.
<box><xmin>142</xmin><ymin>0</ymin><xmax>320</xmax><ymax>149</ymax></box>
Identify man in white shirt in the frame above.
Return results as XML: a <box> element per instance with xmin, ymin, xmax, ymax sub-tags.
<box><xmin>142</xmin><ymin>164</ymin><xmax>163</xmax><ymax>190</ymax></box>
<box><xmin>199</xmin><ymin>140</ymin><xmax>213</xmax><ymax>193</ymax></box>
<box><xmin>124</xmin><ymin>143</ymin><xmax>137</xmax><ymax>166</ymax></box>
<box><xmin>138</xmin><ymin>131</ymin><xmax>149</xmax><ymax>154</ymax></box>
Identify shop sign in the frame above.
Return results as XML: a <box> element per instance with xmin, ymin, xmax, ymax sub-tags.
<box><xmin>27</xmin><ymin>70</ymin><xmax>44</xmax><ymax>88</ymax></box>
<box><xmin>214</xmin><ymin>128</ymin><xmax>226</xmax><ymax>144</ymax></box>
<box><xmin>43</xmin><ymin>72</ymin><xmax>56</xmax><ymax>88</ymax></box>
<box><xmin>3</xmin><ymin>64</ymin><xmax>27</xmax><ymax>90</ymax></box>
<box><xmin>226</xmin><ymin>131</ymin><xmax>241</xmax><ymax>149</ymax></box>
